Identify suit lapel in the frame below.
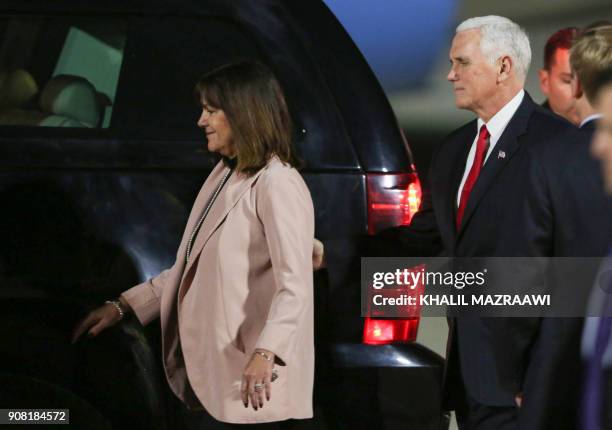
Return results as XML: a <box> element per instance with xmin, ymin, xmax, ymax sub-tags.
<box><xmin>456</xmin><ymin>94</ymin><xmax>536</xmax><ymax>235</ymax></box>
<box><xmin>437</xmin><ymin>123</ymin><xmax>476</xmax><ymax>243</ymax></box>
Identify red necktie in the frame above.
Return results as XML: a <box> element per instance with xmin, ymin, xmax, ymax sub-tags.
<box><xmin>456</xmin><ymin>124</ymin><xmax>490</xmax><ymax>229</ymax></box>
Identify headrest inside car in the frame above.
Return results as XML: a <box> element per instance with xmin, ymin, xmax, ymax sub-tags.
<box><xmin>39</xmin><ymin>74</ymin><xmax>101</xmax><ymax>127</ymax></box>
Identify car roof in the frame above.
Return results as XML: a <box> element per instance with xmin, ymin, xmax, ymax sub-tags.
<box><xmin>0</xmin><ymin>0</ymin><xmax>295</xmax><ymax>20</ymax></box>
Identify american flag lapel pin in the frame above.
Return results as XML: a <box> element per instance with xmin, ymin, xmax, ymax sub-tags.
<box><xmin>498</xmin><ymin>150</ymin><xmax>506</xmax><ymax>159</ymax></box>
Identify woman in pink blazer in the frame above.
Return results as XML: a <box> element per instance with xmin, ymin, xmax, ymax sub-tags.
<box><xmin>73</xmin><ymin>61</ymin><xmax>315</xmax><ymax>428</ymax></box>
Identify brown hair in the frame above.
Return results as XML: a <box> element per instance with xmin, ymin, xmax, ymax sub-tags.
<box><xmin>570</xmin><ymin>25</ymin><xmax>612</xmax><ymax>104</ymax></box>
<box><xmin>194</xmin><ymin>61</ymin><xmax>298</xmax><ymax>175</ymax></box>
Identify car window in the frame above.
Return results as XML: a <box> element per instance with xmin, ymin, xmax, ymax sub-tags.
<box><xmin>113</xmin><ymin>15</ymin><xmax>357</xmax><ymax>167</ymax></box>
<box><xmin>0</xmin><ymin>12</ymin><xmax>358</xmax><ymax>169</ymax></box>
<box><xmin>0</xmin><ymin>15</ymin><xmax>126</xmax><ymax>128</ymax></box>
<box><xmin>112</xmin><ymin>16</ymin><xmax>263</xmax><ymax>141</ymax></box>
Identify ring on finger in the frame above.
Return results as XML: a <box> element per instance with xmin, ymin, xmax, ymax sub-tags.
<box><xmin>254</xmin><ymin>383</ymin><xmax>264</xmax><ymax>392</ymax></box>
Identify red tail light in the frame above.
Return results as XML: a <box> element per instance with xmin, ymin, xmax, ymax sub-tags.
<box><xmin>364</xmin><ymin>168</ymin><xmax>423</xmax><ymax>344</ymax></box>
<box><xmin>363</xmin><ymin>318</ymin><xmax>420</xmax><ymax>345</ymax></box>
<box><xmin>366</xmin><ymin>170</ymin><xmax>422</xmax><ymax>235</ymax></box>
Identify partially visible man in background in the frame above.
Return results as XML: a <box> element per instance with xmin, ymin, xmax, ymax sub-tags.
<box><xmin>581</xmin><ymin>66</ymin><xmax>612</xmax><ymax>430</ymax></box>
<box><xmin>591</xmin><ymin>69</ymin><xmax>612</xmax><ymax>192</ymax></box>
<box><xmin>539</xmin><ymin>27</ymin><xmax>580</xmax><ymax>125</ymax></box>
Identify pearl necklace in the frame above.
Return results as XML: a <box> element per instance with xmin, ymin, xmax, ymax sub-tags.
<box><xmin>185</xmin><ymin>168</ymin><xmax>233</xmax><ymax>263</ymax></box>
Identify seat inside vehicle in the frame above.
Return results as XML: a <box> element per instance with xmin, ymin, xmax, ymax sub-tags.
<box><xmin>0</xmin><ymin>72</ymin><xmax>103</xmax><ymax>127</ymax></box>
<box><xmin>38</xmin><ymin>74</ymin><xmax>102</xmax><ymax>127</ymax></box>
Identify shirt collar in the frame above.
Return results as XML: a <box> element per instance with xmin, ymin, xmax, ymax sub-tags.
<box><xmin>477</xmin><ymin>89</ymin><xmax>525</xmax><ymax>141</ymax></box>
<box><xmin>580</xmin><ymin>113</ymin><xmax>603</xmax><ymax>128</ymax></box>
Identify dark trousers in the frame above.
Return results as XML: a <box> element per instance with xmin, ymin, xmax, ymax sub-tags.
<box><xmin>447</xmin><ymin>322</ymin><xmax>518</xmax><ymax>430</ymax></box>
<box><xmin>454</xmin><ymin>391</ymin><xmax>518</xmax><ymax>430</ymax></box>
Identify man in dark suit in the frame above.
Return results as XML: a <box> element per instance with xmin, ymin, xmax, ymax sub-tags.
<box><xmin>572</xmin><ymin>27</ymin><xmax>612</xmax><ymax>430</ymax></box>
<box><xmin>582</xmin><ymin>66</ymin><xmax>612</xmax><ymax>430</ymax></box>
<box><xmin>372</xmin><ymin>15</ymin><xmax>577</xmax><ymax>430</ymax></box>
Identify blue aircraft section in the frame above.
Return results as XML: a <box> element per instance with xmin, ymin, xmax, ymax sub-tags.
<box><xmin>323</xmin><ymin>0</ymin><xmax>459</xmax><ymax>92</ymax></box>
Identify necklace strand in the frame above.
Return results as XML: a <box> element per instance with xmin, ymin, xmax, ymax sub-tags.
<box><xmin>186</xmin><ymin>168</ymin><xmax>233</xmax><ymax>263</ymax></box>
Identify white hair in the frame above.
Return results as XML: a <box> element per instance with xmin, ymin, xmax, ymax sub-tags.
<box><xmin>456</xmin><ymin>15</ymin><xmax>532</xmax><ymax>83</ymax></box>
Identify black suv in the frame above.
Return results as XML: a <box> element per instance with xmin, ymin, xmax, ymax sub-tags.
<box><xmin>0</xmin><ymin>1</ymin><xmax>446</xmax><ymax>428</ymax></box>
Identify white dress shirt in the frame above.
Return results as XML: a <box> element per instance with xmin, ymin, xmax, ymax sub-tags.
<box><xmin>457</xmin><ymin>89</ymin><xmax>525</xmax><ymax>207</ymax></box>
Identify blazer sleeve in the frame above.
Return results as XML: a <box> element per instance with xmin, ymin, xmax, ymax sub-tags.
<box><xmin>120</xmin><ymin>261</ymin><xmax>178</xmax><ymax>326</ymax></box>
<box><xmin>254</xmin><ymin>168</ymin><xmax>315</xmax><ymax>365</ymax></box>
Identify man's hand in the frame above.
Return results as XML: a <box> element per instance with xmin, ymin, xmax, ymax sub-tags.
<box><xmin>313</xmin><ymin>238</ymin><xmax>325</xmax><ymax>270</ymax></box>
<box><xmin>515</xmin><ymin>392</ymin><xmax>523</xmax><ymax>408</ymax></box>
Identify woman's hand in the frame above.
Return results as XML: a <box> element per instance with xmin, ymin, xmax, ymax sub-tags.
<box><xmin>241</xmin><ymin>349</ymin><xmax>275</xmax><ymax>411</ymax></box>
<box><xmin>71</xmin><ymin>298</ymin><xmax>130</xmax><ymax>343</ymax></box>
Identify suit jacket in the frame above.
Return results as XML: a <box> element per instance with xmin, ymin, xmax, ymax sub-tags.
<box><xmin>374</xmin><ymin>93</ymin><xmax>576</xmax><ymax>407</ymax></box>
<box><xmin>121</xmin><ymin>156</ymin><xmax>315</xmax><ymax>424</ymax></box>
<box><xmin>505</xmin><ymin>118</ymin><xmax>612</xmax><ymax>429</ymax></box>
